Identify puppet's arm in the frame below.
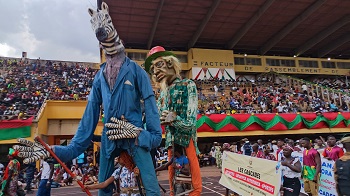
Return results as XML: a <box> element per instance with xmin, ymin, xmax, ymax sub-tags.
<box><xmin>136</xmin><ymin>66</ymin><xmax>162</xmax><ymax>151</ymax></box>
<box><xmin>15</xmin><ymin>75</ymin><xmax>102</xmax><ymax>163</ymax></box>
<box><xmin>54</xmin><ymin>100</ymin><xmax>101</xmax><ymax>162</ymax></box>
<box><xmin>137</xmin><ymin>96</ymin><xmax>163</xmax><ymax>151</ymax></box>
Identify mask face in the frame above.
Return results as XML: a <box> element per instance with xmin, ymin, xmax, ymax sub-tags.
<box><xmin>88</xmin><ymin>2</ymin><xmax>116</xmax><ymax>43</ymax></box>
<box><xmin>88</xmin><ymin>2</ymin><xmax>124</xmax><ymax>56</ymax></box>
<box><xmin>151</xmin><ymin>58</ymin><xmax>175</xmax><ymax>84</ymax></box>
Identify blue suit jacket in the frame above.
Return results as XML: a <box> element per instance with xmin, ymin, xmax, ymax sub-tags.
<box><xmin>55</xmin><ymin>57</ymin><xmax>162</xmax><ymax>161</ymax></box>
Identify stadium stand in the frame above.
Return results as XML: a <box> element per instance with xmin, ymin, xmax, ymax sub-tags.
<box><xmin>1</xmin><ymin>57</ymin><xmax>349</xmax><ymax>120</ymax></box>
<box><xmin>190</xmin><ymin>72</ymin><xmax>349</xmax><ymax>115</ymax></box>
<box><xmin>0</xmin><ymin>57</ymin><xmax>97</xmax><ymax>120</ymax></box>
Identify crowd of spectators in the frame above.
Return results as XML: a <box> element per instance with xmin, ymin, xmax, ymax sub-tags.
<box><xmin>312</xmin><ymin>77</ymin><xmax>350</xmax><ymax>90</ymax></box>
<box><xmin>192</xmin><ymin>75</ymin><xmax>350</xmax><ymax>115</ymax></box>
<box><xmin>0</xmin><ymin>57</ymin><xmax>97</xmax><ymax>120</ymax></box>
<box><xmin>199</xmin><ymin>134</ymin><xmax>346</xmax><ymax>170</ymax></box>
<box><xmin>1</xmin><ymin>56</ymin><xmax>349</xmax><ymax>120</ymax></box>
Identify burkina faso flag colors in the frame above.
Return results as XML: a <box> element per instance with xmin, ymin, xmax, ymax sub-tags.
<box><xmin>0</xmin><ymin>117</ymin><xmax>33</xmax><ymax>140</ymax></box>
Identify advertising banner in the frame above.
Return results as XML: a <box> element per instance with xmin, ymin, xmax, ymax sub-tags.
<box><xmin>319</xmin><ymin>158</ymin><xmax>337</xmax><ymax>196</ymax></box>
<box><xmin>219</xmin><ymin>151</ymin><xmax>281</xmax><ymax>196</ymax></box>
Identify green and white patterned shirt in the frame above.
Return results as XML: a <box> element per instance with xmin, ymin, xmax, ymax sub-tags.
<box><xmin>157</xmin><ymin>78</ymin><xmax>199</xmax><ymax>153</ymax></box>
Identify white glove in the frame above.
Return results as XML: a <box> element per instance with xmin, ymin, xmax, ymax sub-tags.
<box><xmin>13</xmin><ymin>138</ymin><xmax>50</xmax><ymax>164</ymax></box>
<box><xmin>160</xmin><ymin>110</ymin><xmax>177</xmax><ymax>125</ymax></box>
<box><xmin>105</xmin><ymin>117</ymin><xmax>142</xmax><ymax>140</ymax></box>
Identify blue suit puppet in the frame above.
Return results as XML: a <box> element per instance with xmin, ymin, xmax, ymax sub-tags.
<box><xmin>14</xmin><ymin>3</ymin><xmax>162</xmax><ymax>195</ymax></box>
<box><xmin>54</xmin><ymin>57</ymin><xmax>162</xmax><ymax>196</ymax></box>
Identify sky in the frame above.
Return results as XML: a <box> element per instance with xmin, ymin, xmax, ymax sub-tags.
<box><xmin>0</xmin><ymin>0</ymin><xmax>100</xmax><ymax>63</ymax></box>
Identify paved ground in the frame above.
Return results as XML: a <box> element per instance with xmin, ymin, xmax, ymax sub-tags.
<box><xmin>158</xmin><ymin>176</ymin><xmax>227</xmax><ymax>196</ymax></box>
<box><xmin>26</xmin><ymin>166</ymin><xmax>229</xmax><ymax>196</ymax></box>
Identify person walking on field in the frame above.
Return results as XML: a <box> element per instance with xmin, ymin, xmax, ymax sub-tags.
<box><xmin>25</xmin><ymin>162</ymin><xmax>36</xmax><ymax>194</ymax></box>
<box><xmin>300</xmin><ymin>137</ymin><xmax>321</xmax><ymax>196</ymax></box>
<box><xmin>37</xmin><ymin>158</ymin><xmax>54</xmax><ymax>196</ymax></box>
<box><xmin>214</xmin><ymin>142</ymin><xmax>222</xmax><ymax>168</ymax></box>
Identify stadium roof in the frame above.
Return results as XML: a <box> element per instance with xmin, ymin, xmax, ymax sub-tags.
<box><xmin>101</xmin><ymin>0</ymin><xmax>350</xmax><ymax>59</ymax></box>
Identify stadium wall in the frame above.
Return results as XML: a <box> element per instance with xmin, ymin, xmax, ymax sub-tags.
<box><xmin>119</xmin><ymin>48</ymin><xmax>350</xmax><ymax>77</ymax></box>
<box><xmin>17</xmin><ymin>101</ymin><xmax>349</xmax><ymax>146</ymax></box>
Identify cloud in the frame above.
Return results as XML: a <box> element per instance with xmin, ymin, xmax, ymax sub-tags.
<box><xmin>0</xmin><ymin>0</ymin><xmax>100</xmax><ymax>62</ymax></box>
<box><xmin>0</xmin><ymin>43</ymin><xmax>17</xmax><ymax>57</ymax></box>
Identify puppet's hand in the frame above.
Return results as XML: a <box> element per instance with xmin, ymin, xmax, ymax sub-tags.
<box><xmin>105</xmin><ymin>117</ymin><xmax>142</xmax><ymax>140</ymax></box>
<box><xmin>13</xmin><ymin>138</ymin><xmax>50</xmax><ymax>164</ymax></box>
<box><xmin>133</xmin><ymin>167</ymin><xmax>140</xmax><ymax>176</ymax></box>
<box><xmin>160</xmin><ymin>110</ymin><xmax>177</xmax><ymax>125</ymax></box>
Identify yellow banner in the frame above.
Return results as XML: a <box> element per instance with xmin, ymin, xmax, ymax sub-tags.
<box><xmin>219</xmin><ymin>152</ymin><xmax>281</xmax><ymax>196</ymax></box>
<box><xmin>188</xmin><ymin>48</ymin><xmax>234</xmax><ymax>68</ymax></box>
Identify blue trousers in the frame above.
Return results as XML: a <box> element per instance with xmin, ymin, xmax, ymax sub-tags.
<box><xmin>25</xmin><ymin>172</ymin><xmax>34</xmax><ymax>190</ymax></box>
<box><xmin>36</xmin><ymin>179</ymin><xmax>51</xmax><ymax>196</ymax></box>
<box><xmin>98</xmin><ymin>146</ymin><xmax>160</xmax><ymax>196</ymax></box>
<box><xmin>51</xmin><ymin>182</ymin><xmax>60</xmax><ymax>188</ymax></box>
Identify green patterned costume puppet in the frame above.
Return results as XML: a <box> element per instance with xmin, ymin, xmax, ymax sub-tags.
<box><xmin>144</xmin><ymin>46</ymin><xmax>202</xmax><ymax>196</ymax></box>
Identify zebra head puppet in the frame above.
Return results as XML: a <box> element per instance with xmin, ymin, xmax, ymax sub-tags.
<box><xmin>88</xmin><ymin>2</ymin><xmax>124</xmax><ymax>56</ymax></box>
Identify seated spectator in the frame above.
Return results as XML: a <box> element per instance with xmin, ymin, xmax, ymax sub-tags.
<box><xmin>53</xmin><ymin>169</ymin><xmax>65</xmax><ymax>187</ymax></box>
<box><xmin>83</xmin><ymin>169</ymin><xmax>98</xmax><ymax>185</ymax></box>
<box><xmin>62</xmin><ymin>171</ymin><xmax>73</xmax><ymax>186</ymax></box>
<box><xmin>71</xmin><ymin>165</ymin><xmax>83</xmax><ymax>181</ymax></box>
<box><xmin>329</xmin><ymin>101</ymin><xmax>338</xmax><ymax>112</ymax></box>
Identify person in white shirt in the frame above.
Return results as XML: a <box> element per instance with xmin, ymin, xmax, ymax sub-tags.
<box><xmin>257</xmin><ymin>139</ymin><xmax>265</xmax><ymax>151</ymax></box>
<box><xmin>37</xmin><ymin>158</ymin><xmax>54</xmax><ymax>196</ymax></box>
<box><xmin>302</xmin><ymin>83</ymin><xmax>308</xmax><ymax>93</ymax></box>
<box><xmin>276</xmin><ymin>104</ymin><xmax>284</xmax><ymax>113</ymax></box>
<box><xmin>214</xmin><ymin>85</ymin><xmax>218</xmax><ymax>96</ymax></box>
<box><xmin>271</xmin><ymin>140</ymin><xmax>278</xmax><ymax>154</ymax></box>
<box><xmin>209</xmin><ymin>147</ymin><xmax>216</xmax><ymax>166</ymax></box>
<box><xmin>280</xmin><ymin>145</ymin><xmax>301</xmax><ymax>196</ymax></box>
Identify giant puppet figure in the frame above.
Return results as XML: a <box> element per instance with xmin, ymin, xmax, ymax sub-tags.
<box><xmin>144</xmin><ymin>46</ymin><xmax>202</xmax><ymax>195</ymax></box>
<box><xmin>13</xmin><ymin>2</ymin><xmax>162</xmax><ymax>196</ymax></box>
